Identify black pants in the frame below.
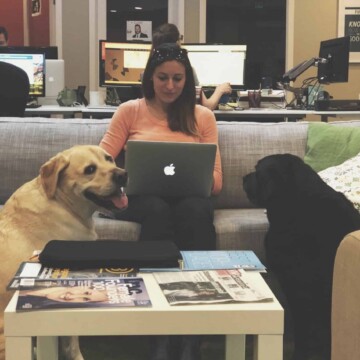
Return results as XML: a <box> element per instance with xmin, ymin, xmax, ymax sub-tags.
<box><xmin>114</xmin><ymin>195</ymin><xmax>216</xmax><ymax>251</ymax></box>
<box><xmin>114</xmin><ymin>195</ymin><xmax>215</xmax><ymax>359</ymax></box>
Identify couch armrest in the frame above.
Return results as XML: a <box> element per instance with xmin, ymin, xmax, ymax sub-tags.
<box><xmin>332</xmin><ymin>230</ymin><xmax>360</xmax><ymax>360</ymax></box>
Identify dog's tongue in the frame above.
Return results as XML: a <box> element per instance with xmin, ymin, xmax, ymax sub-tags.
<box><xmin>111</xmin><ymin>192</ymin><xmax>128</xmax><ymax>209</ymax></box>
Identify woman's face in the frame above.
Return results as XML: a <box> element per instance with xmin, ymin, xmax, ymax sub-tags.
<box><xmin>151</xmin><ymin>60</ymin><xmax>186</xmax><ymax>105</ymax></box>
<box><xmin>46</xmin><ymin>286</ymin><xmax>108</xmax><ymax>303</ymax></box>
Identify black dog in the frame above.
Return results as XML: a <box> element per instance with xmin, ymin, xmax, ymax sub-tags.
<box><xmin>243</xmin><ymin>153</ymin><xmax>360</xmax><ymax>360</ymax></box>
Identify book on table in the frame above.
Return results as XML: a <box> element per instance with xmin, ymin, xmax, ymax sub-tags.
<box><xmin>140</xmin><ymin>250</ymin><xmax>266</xmax><ymax>272</ymax></box>
<box><xmin>15</xmin><ymin>277</ymin><xmax>151</xmax><ymax>311</ymax></box>
<box><xmin>154</xmin><ymin>269</ymin><xmax>273</xmax><ymax>305</ymax></box>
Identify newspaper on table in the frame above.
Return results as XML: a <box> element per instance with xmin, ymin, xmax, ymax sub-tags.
<box><xmin>154</xmin><ymin>269</ymin><xmax>273</xmax><ymax>305</ymax></box>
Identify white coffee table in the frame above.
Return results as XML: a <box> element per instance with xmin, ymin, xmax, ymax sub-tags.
<box><xmin>5</xmin><ymin>272</ymin><xmax>283</xmax><ymax>360</ymax></box>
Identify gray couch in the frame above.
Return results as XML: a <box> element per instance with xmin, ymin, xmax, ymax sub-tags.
<box><xmin>1</xmin><ymin>117</ymin><xmax>360</xmax><ymax>265</ymax></box>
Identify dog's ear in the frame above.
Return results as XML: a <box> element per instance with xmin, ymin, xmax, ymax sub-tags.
<box><xmin>256</xmin><ymin>160</ymin><xmax>290</xmax><ymax>204</ymax></box>
<box><xmin>40</xmin><ymin>154</ymin><xmax>69</xmax><ymax>198</ymax></box>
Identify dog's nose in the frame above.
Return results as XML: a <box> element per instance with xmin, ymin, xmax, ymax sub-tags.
<box><xmin>113</xmin><ymin>169</ymin><xmax>128</xmax><ymax>186</ymax></box>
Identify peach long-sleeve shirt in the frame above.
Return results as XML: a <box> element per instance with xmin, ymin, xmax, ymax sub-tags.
<box><xmin>100</xmin><ymin>98</ymin><xmax>222</xmax><ymax>195</ymax></box>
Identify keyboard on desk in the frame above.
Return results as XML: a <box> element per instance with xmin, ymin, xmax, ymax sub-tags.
<box><xmin>315</xmin><ymin>99</ymin><xmax>360</xmax><ymax>111</ymax></box>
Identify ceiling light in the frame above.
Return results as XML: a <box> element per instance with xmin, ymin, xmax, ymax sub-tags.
<box><xmin>134</xmin><ymin>7</ymin><xmax>142</xmax><ymax>10</ymax></box>
<box><xmin>110</xmin><ymin>9</ymin><xmax>117</xmax><ymax>13</ymax></box>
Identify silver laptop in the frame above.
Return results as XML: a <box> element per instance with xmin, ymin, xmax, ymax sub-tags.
<box><xmin>125</xmin><ymin>140</ymin><xmax>217</xmax><ymax>197</ymax></box>
<box><xmin>38</xmin><ymin>59</ymin><xmax>65</xmax><ymax>105</ymax></box>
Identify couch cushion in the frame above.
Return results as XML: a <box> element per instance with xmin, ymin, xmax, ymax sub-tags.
<box><xmin>0</xmin><ymin>117</ymin><xmax>111</xmax><ymax>203</ymax></box>
<box><xmin>214</xmin><ymin>208</ymin><xmax>269</xmax><ymax>263</ymax></box>
<box><xmin>214</xmin><ymin>121</ymin><xmax>309</xmax><ymax>209</ymax></box>
<box><xmin>94</xmin><ymin>213</ymin><xmax>141</xmax><ymax>241</ymax></box>
<box><xmin>304</xmin><ymin>122</ymin><xmax>360</xmax><ymax>172</ymax></box>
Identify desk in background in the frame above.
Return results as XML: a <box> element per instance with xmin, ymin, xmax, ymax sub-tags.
<box><xmin>205</xmin><ymin>108</ymin><xmax>360</xmax><ymax>122</ymax></box>
<box><xmin>24</xmin><ymin>105</ymin><xmax>360</xmax><ymax>123</ymax></box>
<box><xmin>29</xmin><ymin>104</ymin><xmax>306</xmax><ymax>121</ymax></box>
<box><xmin>82</xmin><ymin>106</ymin><xmax>118</xmax><ymax>119</ymax></box>
<box><xmin>311</xmin><ymin>110</ymin><xmax>360</xmax><ymax>122</ymax></box>
<box><xmin>24</xmin><ymin>105</ymin><xmax>84</xmax><ymax>118</ymax></box>
<box><xmin>214</xmin><ymin>108</ymin><xmax>311</xmax><ymax>122</ymax></box>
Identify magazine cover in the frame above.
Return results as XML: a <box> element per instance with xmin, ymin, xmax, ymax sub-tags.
<box><xmin>7</xmin><ymin>262</ymin><xmax>137</xmax><ymax>290</ymax></box>
<box><xmin>16</xmin><ymin>277</ymin><xmax>151</xmax><ymax>311</ymax></box>
<box><xmin>154</xmin><ymin>269</ymin><xmax>272</xmax><ymax>305</ymax></box>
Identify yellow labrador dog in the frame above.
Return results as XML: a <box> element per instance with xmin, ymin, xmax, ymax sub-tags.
<box><xmin>0</xmin><ymin>145</ymin><xmax>128</xmax><ymax>360</ymax></box>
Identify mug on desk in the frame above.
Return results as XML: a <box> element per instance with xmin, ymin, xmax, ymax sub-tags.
<box><xmin>195</xmin><ymin>86</ymin><xmax>202</xmax><ymax>104</ymax></box>
<box><xmin>248</xmin><ymin>90</ymin><xmax>261</xmax><ymax>108</ymax></box>
<box><xmin>89</xmin><ymin>91</ymin><xmax>105</xmax><ymax>106</ymax></box>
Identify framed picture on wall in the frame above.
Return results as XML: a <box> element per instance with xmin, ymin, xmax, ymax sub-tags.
<box><xmin>31</xmin><ymin>0</ymin><xmax>41</xmax><ymax>17</ymax></box>
<box><xmin>126</xmin><ymin>21</ymin><xmax>152</xmax><ymax>41</ymax></box>
<box><xmin>338</xmin><ymin>0</ymin><xmax>360</xmax><ymax>62</ymax></box>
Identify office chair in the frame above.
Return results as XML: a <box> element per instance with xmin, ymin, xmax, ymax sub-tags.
<box><xmin>0</xmin><ymin>61</ymin><xmax>30</xmax><ymax>117</ymax></box>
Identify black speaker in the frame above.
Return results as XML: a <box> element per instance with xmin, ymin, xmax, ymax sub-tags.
<box><xmin>105</xmin><ymin>87</ymin><xmax>122</xmax><ymax>106</ymax></box>
<box><xmin>76</xmin><ymin>85</ymin><xmax>88</xmax><ymax>106</ymax></box>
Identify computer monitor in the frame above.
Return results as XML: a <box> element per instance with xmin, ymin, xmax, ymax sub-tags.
<box><xmin>99</xmin><ymin>40</ymin><xmax>151</xmax><ymax>87</ymax></box>
<box><xmin>0</xmin><ymin>52</ymin><xmax>45</xmax><ymax>99</ymax></box>
<box><xmin>317</xmin><ymin>36</ymin><xmax>350</xmax><ymax>84</ymax></box>
<box><xmin>182</xmin><ymin>44</ymin><xmax>246</xmax><ymax>88</ymax></box>
<box><xmin>99</xmin><ymin>41</ymin><xmax>247</xmax><ymax>88</ymax></box>
<box><xmin>0</xmin><ymin>46</ymin><xmax>58</xmax><ymax>59</ymax></box>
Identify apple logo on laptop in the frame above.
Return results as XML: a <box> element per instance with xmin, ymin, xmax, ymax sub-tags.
<box><xmin>164</xmin><ymin>163</ymin><xmax>175</xmax><ymax>176</ymax></box>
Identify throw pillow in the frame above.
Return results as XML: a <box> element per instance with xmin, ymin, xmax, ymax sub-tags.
<box><xmin>319</xmin><ymin>152</ymin><xmax>360</xmax><ymax>212</ymax></box>
<box><xmin>304</xmin><ymin>122</ymin><xmax>360</xmax><ymax>172</ymax></box>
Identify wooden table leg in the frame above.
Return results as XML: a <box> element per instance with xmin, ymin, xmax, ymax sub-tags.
<box><xmin>225</xmin><ymin>334</ymin><xmax>245</xmax><ymax>360</ymax></box>
<box><xmin>253</xmin><ymin>335</ymin><xmax>283</xmax><ymax>360</ymax></box>
<box><xmin>36</xmin><ymin>336</ymin><xmax>58</xmax><ymax>360</ymax></box>
<box><xmin>6</xmin><ymin>337</ymin><xmax>34</xmax><ymax>360</ymax></box>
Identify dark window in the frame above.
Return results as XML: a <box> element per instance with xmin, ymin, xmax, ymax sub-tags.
<box><xmin>206</xmin><ymin>0</ymin><xmax>286</xmax><ymax>89</ymax></box>
<box><xmin>106</xmin><ymin>0</ymin><xmax>168</xmax><ymax>42</ymax></box>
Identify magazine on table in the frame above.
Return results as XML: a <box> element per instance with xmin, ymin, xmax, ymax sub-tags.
<box><xmin>154</xmin><ymin>269</ymin><xmax>272</xmax><ymax>305</ymax></box>
<box><xmin>16</xmin><ymin>277</ymin><xmax>151</xmax><ymax>311</ymax></box>
<box><xmin>140</xmin><ymin>250</ymin><xmax>266</xmax><ymax>273</ymax></box>
<box><xmin>7</xmin><ymin>261</ymin><xmax>137</xmax><ymax>290</ymax></box>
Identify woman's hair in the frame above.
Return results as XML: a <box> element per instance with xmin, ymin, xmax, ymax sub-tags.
<box><xmin>142</xmin><ymin>43</ymin><xmax>197</xmax><ymax>135</ymax></box>
<box><xmin>152</xmin><ymin>23</ymin><xmax>180</xmax><ymax>51</ymax></box>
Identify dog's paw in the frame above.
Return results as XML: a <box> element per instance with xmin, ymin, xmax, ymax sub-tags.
<box><xmin>59</xmin><ymin>336</ymin><xmax>84</xmax><ymax>360</ymax></box>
